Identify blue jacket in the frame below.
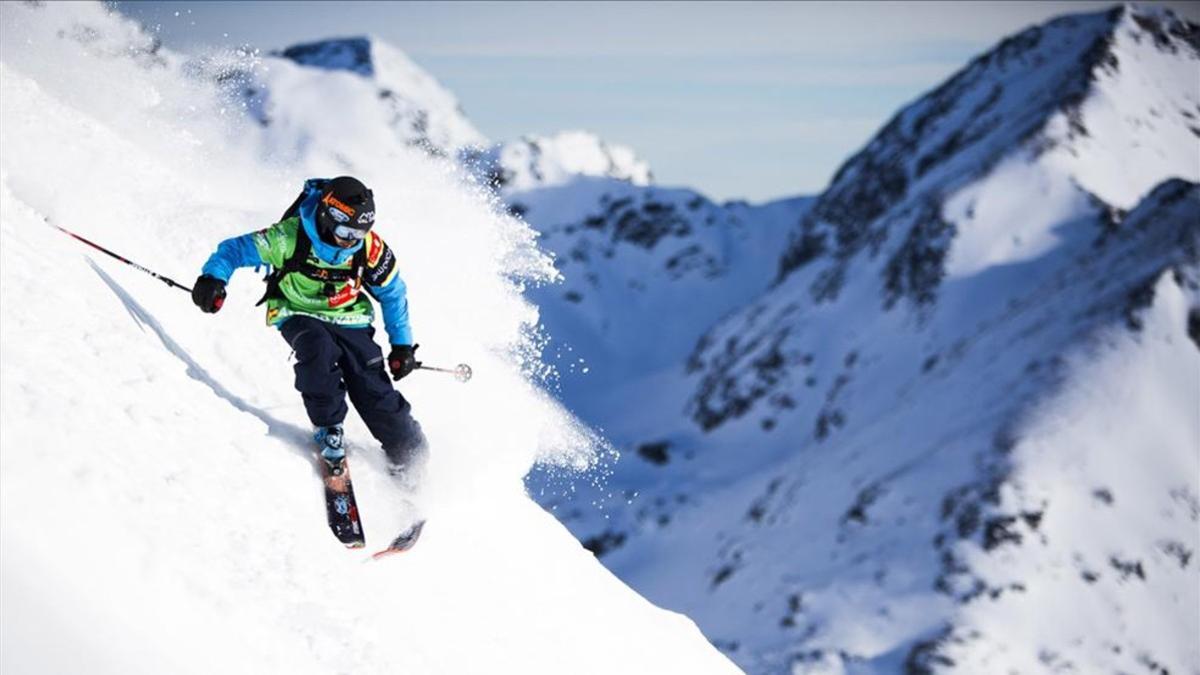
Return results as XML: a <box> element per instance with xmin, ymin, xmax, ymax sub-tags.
<box><xmin>201</xmin><ymin>180</ymin><xmax>413</xmax><ymax>345</ymax></box>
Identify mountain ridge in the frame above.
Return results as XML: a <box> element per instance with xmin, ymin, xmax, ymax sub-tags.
<box><xmin>777</xmin><ymin>4</ymin><xmax>1199</xmax><ymax>299</ymax></box>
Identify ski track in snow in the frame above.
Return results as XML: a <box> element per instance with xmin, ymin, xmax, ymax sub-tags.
<box><xmin>88</xmin><ymin>257</ymin><xmax>316</xmax><ymax>453</ymax></box>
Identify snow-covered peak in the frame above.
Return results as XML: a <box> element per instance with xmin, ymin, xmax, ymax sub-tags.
<box><xmin>464</xmin><ymin>131</ymin><xmax>653</xmax><ymax>193</ymax></box>
<box><xmin>688</xmin><ymin>2</ymin><xmax>1199</xmax><ymax>438</ymax></box>
<box><xmin>1041</xmin><ymin>4</ymin><xmax>1200</xmax><ymax>207</ymax></box>
<box><xmin>262</xmin><ymin>35</ymin><xmax>486</xmax><ymax>155</ymax></box>
<box><xmin>778</xmin><ymin>3</ymin><xmax>1199</xmax><ymax>284</ymax></box>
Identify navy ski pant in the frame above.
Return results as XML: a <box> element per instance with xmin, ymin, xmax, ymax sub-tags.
<box><xmin>280</xmin><ymin>316</ymin><xmax>427</xmax><ymax>467</ymax></box>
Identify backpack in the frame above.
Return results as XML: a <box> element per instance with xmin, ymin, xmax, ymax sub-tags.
<box><xmin>256</xmin><ymin>183</ymin><xmax>368</xmax><ymax>306</ymax></box>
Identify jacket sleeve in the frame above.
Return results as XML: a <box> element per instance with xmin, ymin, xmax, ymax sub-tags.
<box><xmin>369</xmin><ymin>274</ymin><xmax>413</xmax><ymax>346</ymax></box>
<box><xmin>362</xmin><ymin>232</ymin><xmax>413</xmax><ymax>346</ymax></box>
<box><xmin>200</xmin><ymin>222</ymin><xmax>290</xmax><ymax>282</ymax></box>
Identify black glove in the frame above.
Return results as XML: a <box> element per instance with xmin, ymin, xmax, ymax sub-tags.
<box><xmin>388</xmin><ymin>344</ymin><xmax>420</xmax><ymax>381</ymax></box>
<box><xmin>192</xmin><ymin>275</ymin><xmax>227</xmax><ymax>313</ymax></box>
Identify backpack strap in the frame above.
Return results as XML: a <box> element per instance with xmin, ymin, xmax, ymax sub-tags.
<box><xmin>280</xmin><ymin>189</ymin><xmax>307</xmax><ymax>222</ymax></box>
<box><xmin>351</xmin><ymin>245</ymin><xmax>367</xmax><ymax>285</ymax></box>
<box><xmin>256</xmin><ymin>223</ymin><xmax>367</xmax><ymax>306</ymax></box>
<box><xmin>256</xmin><ymin>223</ymin><xmax>313</xmax><ymax>306</ymax></box>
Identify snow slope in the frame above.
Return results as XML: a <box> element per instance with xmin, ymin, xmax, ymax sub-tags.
<box><xmin>0</xmin><ymin>3</ymin><xmax>738</xmax><ymax>674</ymax></box>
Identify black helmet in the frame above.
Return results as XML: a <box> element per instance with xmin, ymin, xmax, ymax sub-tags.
<box><xmin>316</xmin><ymin>176</ymin><xmax>375</xmax><ymax>243</ymax></box>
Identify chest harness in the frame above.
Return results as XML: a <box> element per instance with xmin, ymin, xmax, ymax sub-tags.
<box><xmin>256</xmin><ymin>190</ymin><xmax>367</xmax><ymax>307</ymax></box>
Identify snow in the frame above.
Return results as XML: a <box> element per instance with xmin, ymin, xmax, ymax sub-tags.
<box><xmin>507</xmin><ymin>176</ymin><xmax>811</xmax><ymax>423</ymax></box>
<box><xmin>466</xmin><ymin>131</ymin><xmax>654</xmax><ymax>193</ymax></box>
<box><xmin>1043</xmin><ymin>7</ymin><xmax>1200</xmax><ymax>209</ymax></box>
<box><xmin>271</xmin><ymin>35</ymin><xmax>488</xmax><ymax>154</ymax></box>
<box><xmin>943</xmin><ymin>268</ymin><xmax>1200</xmax><ymax>672</ymax></box>
<box><xmin>942</xmin><ymin>155</ymin><xmax>1094</xmax><ymax>278</ymax></box>
<box><xmin>0</xmin><ymin>3</ymin><xmax>737</xmax><ymax>674</ymax></box>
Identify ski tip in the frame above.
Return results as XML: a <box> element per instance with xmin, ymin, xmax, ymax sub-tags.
<box><xmin>369</xmin><ymin>521</ymin><xmax>426</xmax><ymax>560</ymax></box>
<box><xmin>369</xmin><ymin>547</ymin><xmax>409</xmax><ymax>561</ymax></box>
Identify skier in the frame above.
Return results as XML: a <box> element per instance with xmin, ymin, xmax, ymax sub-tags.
<box><xmin>191</xmin><ymin>176</ymin><xmax>428</xmax><ymax>482</ymax></box>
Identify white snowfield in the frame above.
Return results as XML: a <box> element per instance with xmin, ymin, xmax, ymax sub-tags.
<box><xmin>0</xmin><ymin>3</ymin><xmax>740</xmax><ymax>674</ymax></box>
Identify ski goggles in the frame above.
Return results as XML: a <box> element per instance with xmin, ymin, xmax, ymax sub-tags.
<box><xmin>332</xmin><ymin>224</ymin><xmax>368</xmax><ymax>241</ymax></box>
<box><xmin>325</xmin><ymin>204</ymin><xmax>352</xmax><ymax>224</ymax></box>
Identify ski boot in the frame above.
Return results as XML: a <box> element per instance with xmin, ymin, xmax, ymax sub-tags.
<box><xmin>315</xmin><ymin>424</ymin><xmax>347</xmax><ymax>477</ymax></box>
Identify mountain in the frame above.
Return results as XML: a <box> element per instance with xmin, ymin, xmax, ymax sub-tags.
<box><xmin>273</xmin><ymin>36</ymin><xmax>487</xmax><ymax>154</ymax></box>
<box><xmin>509</xmin><ymin>177</ymin><xmax>812</xmax><ymax>408</ymax></box>
<box><xmin>697</xmin><ymin>4</ymin><xmax>1200</xmax><ymax>433</ymax></box>
<box><xmin>185</xmin><ymin>34</ymin><xmax>486</xmax><ymax>166</ymax></box>
<box><xmin>462</xmin><ymin>130</ymin><xmax>654</xmax><ymax>192</ymax></box>
<box><xmin>775</xmin><ymin>4</ymin><xmax>1199</xmax><ymax>289</ymax></box>
<box><xmin>540</xmin><ymin>5</ymin><xmax>1198</xmax><ymax>674</ymax></box>
<box><xmin>0</xmin><ymin>4</ymin><xmax>738</xmax><ymax>674</ymax></box>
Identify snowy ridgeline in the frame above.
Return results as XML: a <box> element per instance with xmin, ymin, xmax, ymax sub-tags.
<box><xmin>0</xmin><ymin>3</ymin><xmax>739</xmax><ymax>674</ymax></box>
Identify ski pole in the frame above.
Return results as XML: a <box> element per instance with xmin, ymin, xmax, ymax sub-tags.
<box><xmin>417</xmin><ymin>363</ymin><xmax>473</xmax><ymax>382</ymax></box>
<box><xmin>50</xmin><ymin>222</ymin><xmax>194</xmax><ymax>293</ymax></box>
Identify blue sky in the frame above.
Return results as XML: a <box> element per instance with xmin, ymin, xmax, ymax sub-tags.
<box><xmin>116</xmin><ymin>1</ymin><xmax>1200</xmax><ymax>203</ymax></box>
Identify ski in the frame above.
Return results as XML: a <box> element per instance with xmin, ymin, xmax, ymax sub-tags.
<box><xmin>370</xmin><ymin>519</ymin><xmax>425</xmax><ymax>560</ymax></box>
<box><xmin>321</xmin><ymin>458</ymin><xmax>365</xmax><ymax>548</ymax></box>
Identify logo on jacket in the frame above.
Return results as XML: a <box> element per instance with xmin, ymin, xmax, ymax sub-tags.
<box><xmin>365</xmin><ymin>245</ymin><xmax>396</xmax><ymax>286</ymax></box>
<box><xmin>327</xmin><ymin>283</ymin><xmax>360</xmax><ymax>308</ymax></box>
<box><xmin>366</xmin><ymin>232</ymin><xmax>384</xmax><ymax>266</ymax></box>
